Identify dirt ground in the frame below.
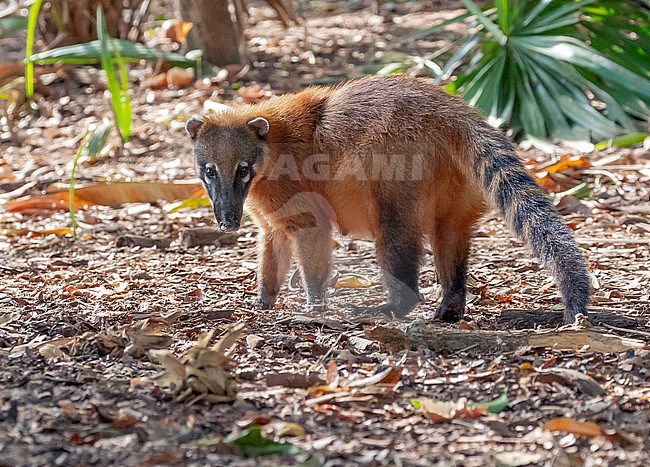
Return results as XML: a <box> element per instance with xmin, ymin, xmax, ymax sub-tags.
<box><xmin>1</xmin><ymin>1</ymin><xmax>649</xmax><ymax>466</ymax></box>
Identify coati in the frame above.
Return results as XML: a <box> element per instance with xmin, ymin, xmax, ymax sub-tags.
<box><xmin>186</xmin><ymin>75</ymin><xmax>590</xmax><ymax>324</ymax></box>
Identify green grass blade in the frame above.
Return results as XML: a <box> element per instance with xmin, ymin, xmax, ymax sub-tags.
<box><xmin>112</xmin><ymin>38</ymin><xmax>132</xmax><ymax>140</ymax></box>
<box><xmin>595</xmin><ymin>132</ymin><xmax>649</xmax><ymax>150</ymax></box>
<box><xmin>85</xmin><ymin>119</ymin><xmax>112</xmax><ymax>162</ymax></box>
<box><xmin>469</xmin><ymin>386</ymin><xmax>509</xmax><ymax>413</ymax></box>
<box><xmin>69</xmin><ymin>131</ymin><xmax>90</xmax><ymax>241</ymax></box>
<box><xmin>97</xmin><ymin>6</ymin><xmax>132</xmax><ymax>142</ymax></box>
<box><xmin>26</xmin><ymin>40</ymin><xmax>194</xmax><ymax>67</ymax></box>
<box><xmin>25</xmin><ymin>0</ymin><xmax>43</xmax><ymax>99</ymax></box>
<box><xmin>496</xmin><ymin>0</ymin><xmax>510</xmax><ymax>34</ymax></box>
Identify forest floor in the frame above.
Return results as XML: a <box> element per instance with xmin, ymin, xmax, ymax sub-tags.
<box><xmin>1</xmin><ymin>1</ymin><xmax>649</xmax><ymax>466</ymax></box>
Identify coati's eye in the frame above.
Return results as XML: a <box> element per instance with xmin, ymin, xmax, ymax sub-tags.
<box><xmin>205</xmin><ymin>166</ymin><xmax>216</xmax><ymax>179</ymax></box>
<box><xmin>238</xmin><ymin>163</ymin><xmax>250</xmax><ymax>180</ymax></box>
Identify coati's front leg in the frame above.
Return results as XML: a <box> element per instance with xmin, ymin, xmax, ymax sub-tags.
<box><xmin>367</xmin><ymin>203</ymin><xmax>422</xmax><ymax>318</ymax></box>
<box><xmin>290</xmin><ymin>226</ymin><xmax>333</xmax><ymax>311</ymax></box>
<box><xmin>257</xmin><ymin>228</ymin><xmax>292</xmax><ymax>309</ymax></box>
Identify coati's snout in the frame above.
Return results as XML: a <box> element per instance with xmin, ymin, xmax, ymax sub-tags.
<box><xmin>186</xmin><ymin>116</ymin><xmax>270</xmax><ymax>232</ymax></box>
<box><xmin>210</xmin><ymin>177</ymin><xmax>245</xmax><ymax>232</ymax></box>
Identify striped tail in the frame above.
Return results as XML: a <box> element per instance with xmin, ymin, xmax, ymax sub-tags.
<box><xmin>473</xmin><ymin>136</ymin><xmax>590</xmax><ymax>323</ymax></box>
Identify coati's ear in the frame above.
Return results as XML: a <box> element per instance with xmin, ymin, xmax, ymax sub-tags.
<box><xmin>185</xmin><ymin>117</ymin><xmax>204</xmax><ymax>140</ymax></box>
<box><xmin>247</xmin><ymin>117</ymin><xmax>269</xmax><ymax>138</ymax></box>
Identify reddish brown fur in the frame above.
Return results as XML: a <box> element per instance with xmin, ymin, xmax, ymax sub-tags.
<box><xmin>201</xmin><ymin>79</ymin><xmax>485</xmax><ymax>240</ymax></box>
<box><xmin>189</xmin><ymin>74</ymin><xmax>590</xmax><ymax>322</ymax></box>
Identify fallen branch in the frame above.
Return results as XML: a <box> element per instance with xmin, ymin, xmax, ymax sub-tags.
<box><xmin>496</xmin><ymin>310</ymin><xmax>642</xmax><ymax>331</ymax></box>
<box><xmin>394</xmin><ymin>323</ymin><xmax>647</xmax><ymax>355</ymax></box>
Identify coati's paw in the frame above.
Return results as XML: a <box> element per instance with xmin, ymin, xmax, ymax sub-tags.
<box><xmin>431</xmin><ymin>299</ymin><xmax>465</xmax><ymax>323</ymax></box>
<box><xmin>257</xmin><ymin>295</ymin><xmax>277</xmax><ymax>310</ymax></box>
<box><xmin>429</xmin><ymin>292</ymin><xmax>466</xmax><ymax>322</ymax></box>
<box><xmin>431</xmin><ymin>306</ymin><xmax>463</xmax><ymax>323</ymax></box>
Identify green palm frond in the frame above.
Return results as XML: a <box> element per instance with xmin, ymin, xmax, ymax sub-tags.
<box><xmin>430</xmin><ymin>0</ymin><xmax>650</xmax><ymax>140</ymax></box>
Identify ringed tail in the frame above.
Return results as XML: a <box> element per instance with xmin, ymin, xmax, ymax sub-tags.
<box><xmin>473</xmin><ymin>135</ymin><xmax>590</xmax><ymax>323</ymax></box>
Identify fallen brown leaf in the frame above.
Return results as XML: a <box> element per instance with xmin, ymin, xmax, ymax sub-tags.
<box><xmin>166</xmin><ymin>67</ymin><xmax>194</xmax><ymax>88</ymax></box>
<box><xmin>1</xmin><ymin>181</ymin><xmax>203</xmax><ymax>213</ymax></box>
<box><xmin>544</xmin><ymin>417</ymin><xmax>601</xmax><ymax>438</ymax></box>
<box><xmin>415</xmin><ymin>398</ymin><xmax>487</xmax><ymax>424</ymax></box>
<box><xmin>161</xmin><ymin>18</ymin><xmax>193</xmax><ymax>43</ymax></box>
<box><xmin>151</xmin><ymin>323</ymin><xmax>246</xmax><ymax>403</ymax></box>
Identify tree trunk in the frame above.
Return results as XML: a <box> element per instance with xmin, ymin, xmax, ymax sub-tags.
<box><xmin>179</xmin><ymin>0</ymin><xmax>245</xmax><ymax>66</ymax></box>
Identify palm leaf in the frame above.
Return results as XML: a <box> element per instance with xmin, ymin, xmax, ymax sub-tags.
<box><xmin>461</xmin><ymin>0</ymin><xmax>507</xmax><ymax>45</ymax></box>
<box><xmin>441</xmin><ymin>0</ymin><xmax>650</xmax><ymax>140</ymax></box>
<box><xmin>516</xmin><ymin>35</ymin><xmax>650</xmax><ymax>99</ymax></box>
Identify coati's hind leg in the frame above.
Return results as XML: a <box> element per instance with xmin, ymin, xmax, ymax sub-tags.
<box><xmin>359</xmin><ymin>200</ymin><xmax>422</xmax><ymax>318</ymax></box>
<box><xmin>430</xmin><ymin>203</ymin><xmax>483</xmax><ymax>322</ymax></box>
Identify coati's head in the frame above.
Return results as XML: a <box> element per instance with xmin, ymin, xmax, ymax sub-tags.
<box><xmin>186</xmin><ymin>116</ymin><xmax>269</xmax><ymax>232</ymax></box>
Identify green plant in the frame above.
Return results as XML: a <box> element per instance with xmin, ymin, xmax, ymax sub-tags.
<box><xmin>68</xmin><ymin>120</ymin><xmax>111</xmax><ymax>239</ymax></box>
<box><xmin>0</xmin><ymin>83</ymin><xmax>14</xmax><ymax>100</ymax></box>
<box><xmin>25</xmin><ymin>0</ymin><xmax>44</xmax><ymax>99</ymax></box>
<box><xmin>371</xmin><ymin>51</ymin><xmax>444</xmax><ymax>78</ymax></box>
<box><xmin>97</xmin><ymin>6</ymin><xmax>132</xmax><ymax>142</ymax></box>
<box><xmin>0</xmin><ymin>14</ymin><xmax>28</xmax><ymax>37</ymax></box>
<box><xmin>69</xmin><ymin>132</ymin><xmax>89</xmax><ymax>240</ymax></box>
<box><xmin>594</xmin><ymin>132</ymin><xmax>649</xmax><ymax>150</ymax></box>
<box><xmin>407</xmin><ymin>0</ymin><xmax>650</xmax><ymax>141</ymax></box>
<box><xmin>84</xmin><ymin>119</ymin><xmax>112</xmax><ymax>162</ymax></box>
<box><xmin>22</xmin><ymin>3</ymin><xmax>194</xmax><ymax>139</ymax></box>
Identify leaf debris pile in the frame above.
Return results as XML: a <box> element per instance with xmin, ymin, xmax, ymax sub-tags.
<box><xmin>151</xmin><ymin>323</ymin><xmax>245</xmax><ymax>403</ymax></box>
